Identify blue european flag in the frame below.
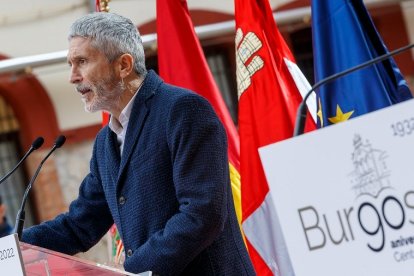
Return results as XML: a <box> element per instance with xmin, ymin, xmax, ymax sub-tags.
<box><xmin>312</xmin><ymin>0</ymin><xmax>412</xmax><ymax>127</ymax></box>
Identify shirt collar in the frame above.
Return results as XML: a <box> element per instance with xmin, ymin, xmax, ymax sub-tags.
<box><xmin>108</xmin><ymin>78</ymin><xmax>145</xmax><ymax>135</ymax></box>
<box><xmin>109</xmin><ymin>91</ymin><xmax>138</xmax><ymax>135</ymax></box>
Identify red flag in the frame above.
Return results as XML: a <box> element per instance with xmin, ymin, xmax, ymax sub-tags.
<box><xmin>156</xmin><ymin>0</ymin><xmax>243</xmax><ymax>227</ymax></box>
<box><xmin>95</xmin><ymin>0</ymin><xmax>101</xmax><ymax>12</ymax></box>
<box><xmin>235</xmin><ymin>0</ymin><xmax>316</xmax><ymax>274</ymax></box>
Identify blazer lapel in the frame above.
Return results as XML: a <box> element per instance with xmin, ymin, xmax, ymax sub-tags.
<box><xmin>117</xmin><ymin>101</ymin><xmax>149</xmax><ymax>180</ymax></box>
<box><xmin>117</xmin><ymin>71</ymin><xmax>159</xmax><ymax>185</ymax></box>
<box><xmin>105</xmin><ymin>129</ymin><xmax>121</xmax><ymax>184</ymax></box>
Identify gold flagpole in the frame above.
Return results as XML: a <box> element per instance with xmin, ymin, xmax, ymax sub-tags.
<box><xmin>99</xmin><ymin>0</ymin><xmax>110</xmax><ymax>12</ymax></box>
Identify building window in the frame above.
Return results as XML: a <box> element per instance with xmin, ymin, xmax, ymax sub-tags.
<box><xmin>205</xmin><ymin>46</ymin><xmax>238</xmax><ymax>125</ymax></box>
<box><xmin>0</xmin><ymin>96</ymin><xmax>35</xmax><ymax>228</ymax></box>
<box><xmin>290</xmin><ymin>26</ymin><xmax>315</xmax><ymax>85</ymax></box>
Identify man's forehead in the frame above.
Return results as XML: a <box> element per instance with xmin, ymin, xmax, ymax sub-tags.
<box><xmin>69</xmin><ymin>37</ymin><xmax>91</xmax><ymax>49</ymax></box>
<box><xmin>67</xmin><ymin>37</ymin><xmax>95</xmax><ymax>58</ymax></box>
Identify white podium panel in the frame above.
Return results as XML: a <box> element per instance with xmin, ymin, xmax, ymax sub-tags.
<box><xmin>259</xmin><ymin>99</ymin><xmax>414</xmax><ymax>276</ymax></box>
<box><xmin>0</xmin><ymin>234</ymin><xmax>25</xmax><ymax>276</ymax></box>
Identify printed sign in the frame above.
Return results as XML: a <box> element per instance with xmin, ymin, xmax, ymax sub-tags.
<box><xmin>0</xmin><ymin>234</ymin><xmax>25</xmax><ymax>275</ymax></box>
<box><xmin>259</xmin><ymin>99</ymin><xmax>414</xmax><ymax>276</ymax></box>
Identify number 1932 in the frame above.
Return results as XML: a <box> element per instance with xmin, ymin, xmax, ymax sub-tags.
<box><xmin>391</xmin><ymin>118</ymin><xmax>414</xmax><ymax>137</ymax></box>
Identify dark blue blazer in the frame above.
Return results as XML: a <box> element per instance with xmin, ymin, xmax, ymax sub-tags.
<box><xmin>23</xmin><ymin>71</ymin><xmax>255</xmax><ymax>275</ymax></box>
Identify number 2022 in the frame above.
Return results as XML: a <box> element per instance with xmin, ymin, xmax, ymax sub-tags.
<box><xmin>0</xmin><ymin>248</ymin><xmax>14</xmax><ymax>261</ymax></box>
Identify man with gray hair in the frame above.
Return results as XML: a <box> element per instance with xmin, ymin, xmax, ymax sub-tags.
<box><xmin>22</xmin><ymin>12</ymin><xmax>255</xmax><ymax>276</ymax></box>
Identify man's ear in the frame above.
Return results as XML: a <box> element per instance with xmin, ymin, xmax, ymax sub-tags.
<box><xmin>118</xmin><ymin>53</ymin><xmax>134</xmax><ymax>79</ymax></box>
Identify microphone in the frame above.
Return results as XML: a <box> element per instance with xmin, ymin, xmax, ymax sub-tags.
<box><xmin>0</xmin><ymin>137</ymin><xmax>44</xmax><ymax>185</ymax></box>
<box><xmin>293</xmin><ymin>43</ymin><xmax>414</xmax><ymax>136</ymax></box>
<box><xmin>14</xmin><ymin>135</ymin><xmax>66</xmax><ymax>239</ymax></box>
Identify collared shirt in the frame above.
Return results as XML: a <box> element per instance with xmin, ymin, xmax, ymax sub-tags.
<box><xmin>108</xmin><ymin>90</ymin><xmax>140</xmax><ymax>156</ymax></box>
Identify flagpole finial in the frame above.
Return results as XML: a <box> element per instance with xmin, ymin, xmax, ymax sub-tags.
<box><xmin>100</xmin><ymin>0</ymin><xmax>111</xmax><ymax>12</ymax></box>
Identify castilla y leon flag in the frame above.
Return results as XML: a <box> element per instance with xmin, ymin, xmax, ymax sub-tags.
<box><xmin>156</xmin><ymin>0</ymin><xmax>243</xmax><ymax>228</ymax></box>
<box><xmin>235</xmin><ymin>0</ymin><xmax>316</xmax><ymax>275</ymax></box>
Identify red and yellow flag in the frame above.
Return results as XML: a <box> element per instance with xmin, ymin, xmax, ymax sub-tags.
<box><xmin>95</xmin><ymin>0</ymin><xmax>122</xmax><ymax>264</ymax></box>
<box><xmin>156</xmin><ymin>0</ymin><xmax>242</xmax><ymax>226</ymax></box>
<box><xmin>235</xmin><ymin>0</ymin><xmax>316</xmax><ymax>274</ymax></box>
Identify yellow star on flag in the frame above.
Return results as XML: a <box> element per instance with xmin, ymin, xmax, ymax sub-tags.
<box><xmin>328</xmin><ymin>104</ymin><xmax>354</xmax><ymax>124</ymax></box>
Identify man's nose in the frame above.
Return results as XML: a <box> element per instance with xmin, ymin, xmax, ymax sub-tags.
<box><xmin>69</xmin><ymin>67</ymin><xmax>82</xmax><ymax>84</ymax></box>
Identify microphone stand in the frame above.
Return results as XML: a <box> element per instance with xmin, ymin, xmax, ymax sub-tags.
<box><xmin>0</xmin><ymin>137</ymin><xmax>44</xmax><ymax>185</ymax></box>
<box><xmin>14</xmin><ymin>135</ymin><xmax>66</xmax><ymax>239</ymax></box>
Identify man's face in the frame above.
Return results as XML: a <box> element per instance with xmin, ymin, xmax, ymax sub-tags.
<box><xmin>67</xmin><ymin>37</ymin><xmax>123</xmax><ymax>114</ymax></box>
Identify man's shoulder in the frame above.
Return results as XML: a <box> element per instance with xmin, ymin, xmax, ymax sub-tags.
<box><xmin>145</xmin><ymin>71</ymin><xmax>204</xmax><ymax>101</ymax></box>
<box><xmin>159</xmin><ymin>81</ymin><xmax>196</xmax><ymax>97</ymax></box>
<box><xmin>94</xmin><ymin>125</ymin><xmax>110</xmax><ymax>144</ymax></box>
<box><xmin>144</xmin><ymin>71</ymin><xmax>215</xmax><ymax>116</ymax></box>
<box><xmin>157</xmin><ymin>81</ymin><xmax>209</xmax><ymax>107</ymax></box>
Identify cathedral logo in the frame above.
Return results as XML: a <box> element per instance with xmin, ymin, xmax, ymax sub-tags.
<box><xmin>349</xmin><ymin>134</ymin><xmax>392</xmax><ymax>199</ymax></box>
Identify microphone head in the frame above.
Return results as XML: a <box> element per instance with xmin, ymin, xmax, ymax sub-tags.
<box><xmin>32</xmin><ymin>137</ymin><xmax>44</xmax><ymax>150</ymax></box>
<box><xmin>54</xmin><ymin>135</ymin><xmax>66</xmax><ymax>148</ymax></box>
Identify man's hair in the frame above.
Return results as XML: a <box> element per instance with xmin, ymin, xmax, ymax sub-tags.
<box><xmin>68</xmin><ymin>12</ymin><xmax>147</xmax><ymax>76</ymax></box>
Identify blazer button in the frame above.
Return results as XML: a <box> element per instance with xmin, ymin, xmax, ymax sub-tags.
<box><xmin>118</xmin><ymin>196</ymin><xmax>126</xmax><ymax>205</ymax></box>
<box><xmin>127</xmin><ymin>249</ymin><xmax>133</xmax><ymax>257</ymax></box>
